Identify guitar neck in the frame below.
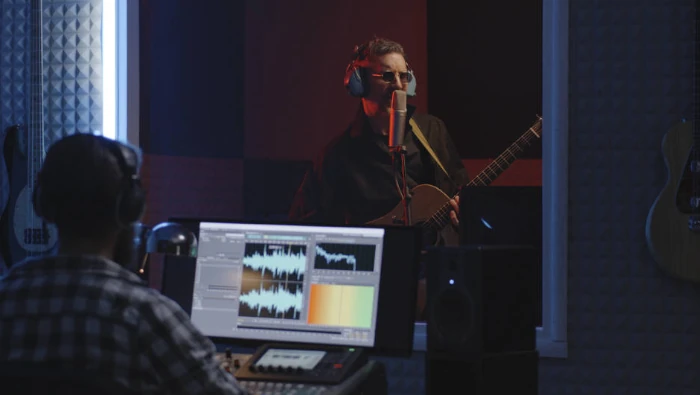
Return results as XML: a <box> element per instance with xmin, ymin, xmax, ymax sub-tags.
<box><xmin>29</xmin><ymin>0</ymin><xmax>45</xmax><ymax>178</ymax></box>
<box><xmin>467</xmin><ymin>126</ymin><xmax>541</xmax><ymax>187</ymax></box>
<box><xmin>695</xmin><ymin>0</ymin><xmax>700</xmax><ymax>151</ymax></box>
<box><xmin>425</xmin><ymin>117</ymin><xmax>543</xmax><ymax>230</ymax></box>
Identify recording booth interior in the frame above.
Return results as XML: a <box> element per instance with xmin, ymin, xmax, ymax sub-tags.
<box><xmin>160</xmin><ymin>217</ymin><xmax>422</xmax><ymax>394</ymax></box>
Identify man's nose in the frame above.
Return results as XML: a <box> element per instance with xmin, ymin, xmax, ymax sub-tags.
<box><xmin>391</xmin><ymin>75</ymin><xmax>405</xmax><ymax>90</ymax></box>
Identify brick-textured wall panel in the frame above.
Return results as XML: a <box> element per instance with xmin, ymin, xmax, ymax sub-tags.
<box><xmin>538</xmin><ymin>1</ymin><xmax>700</xmax><ymax>394</ymax></box>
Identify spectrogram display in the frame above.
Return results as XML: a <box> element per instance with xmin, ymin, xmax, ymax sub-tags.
<box><xmin>239</xmin><ymin>243</ymin><xmax>307</xmax><ymax>319</ymax></box>
<box><xmin>313</xmin><ymin>243</ymin><xmax>376</xmax><ymax>272</ymax></box>
<box><xmin>307</xmin><ymin>284</ymin><xmax>375</xmax><ymax>328</ymax></box>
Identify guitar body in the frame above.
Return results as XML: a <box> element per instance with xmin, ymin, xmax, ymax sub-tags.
<box><xmin>0</xmin><ymin>124</ymin><xmax>28</xmax><ymax>268</ymax></box>
<box><xmin>0</xmin><ymin>124</ymin><xmax>58</xmax><ymax>268</ymax></box>
<box><xmin>0</xmin><ymin>125</ymin><xmax>16</xmax><ymax>271</ymax></box>
<box><xmin>367</xmin><ymin>184</ymin><xmax>459</xmax><ymax>246</ymax></box>
<box><xmin>0</xmin><ymin>0</ymin><xmax>59</xmax><ymax>268</ymax></box>
<box><xmin>645</xmin><ymin>121</ymin><xmax>700</xmax><ymax>282</ymax></box>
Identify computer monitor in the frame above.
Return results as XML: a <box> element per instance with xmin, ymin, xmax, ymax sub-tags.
<box><xmin>161</xmin><ymin>218</ymin><xmax>421</xmax><ymax>357</ymax></box>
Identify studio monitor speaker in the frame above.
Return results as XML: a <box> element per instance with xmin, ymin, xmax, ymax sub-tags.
<box><xmin>424</xmin><ymin>245</ymin><xmax>539</xmax><ymax>395</ymax></box>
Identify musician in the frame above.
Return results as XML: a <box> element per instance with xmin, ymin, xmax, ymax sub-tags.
<box><xmin>0</xmin><ymin>134</ymin><xmax>246</xmax><ymax>394</ymax></box>
<box><xmin>289</xmin><ymin>36</ymin><xmax>469</xmax><ymax>229</ymax></box>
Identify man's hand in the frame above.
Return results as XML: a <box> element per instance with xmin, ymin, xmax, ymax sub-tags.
<box><xmin>449</xmin><ymin>195</ymin><xmax>460</xmax><ymax>227</ymax></box>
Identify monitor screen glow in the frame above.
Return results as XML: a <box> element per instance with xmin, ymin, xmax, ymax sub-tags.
<box><xmin>189</xmin><ymin>222</ymin><xmax>386</xmax><ymax>348</ymax></box>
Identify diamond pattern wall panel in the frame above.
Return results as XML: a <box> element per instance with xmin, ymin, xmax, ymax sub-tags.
<box><xmin>44</xmin><ymin>0</ymin><xmax>102</xmax><ymax>143</ymax></box>
<box><xmin>538</xmin><ymin>0</ymin><xmax>700</xmax><ymax>394</ymax></box>
<box><xmin>0</xmin><ymin>0</ymin><xmax>29</xmax><ymax>130</ymax></box>
<box><xmin>0</xmin><ymin>0</ymin><xmax>102</xmax><ymax>149</ymax></box>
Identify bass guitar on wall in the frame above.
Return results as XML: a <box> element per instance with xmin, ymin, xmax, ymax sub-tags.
<box><xmin>367</xmin><ymin>115</ymin><xmax>542</xmax><ymax>247</ymax></box>
<box><xmin>0</xmin><ymin>0</ymin><xmax>58</xmax><ymax>270</ymax></box>
<box><xmin>0</xmin><ymin>125</ymin><xmax>14</xmax><ymax>272</ymax></box>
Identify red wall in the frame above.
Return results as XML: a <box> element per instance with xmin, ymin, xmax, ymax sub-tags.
<box><xmin>243</xmin><ymin>0</ymin><xmax>429</xmax><ymax>160</ymax></box>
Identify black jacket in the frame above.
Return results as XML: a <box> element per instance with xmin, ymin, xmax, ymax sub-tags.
<box><xmin>289</xmin><ymin>104</ymin><xmax>469</xmax><ymax>225</ymax></box>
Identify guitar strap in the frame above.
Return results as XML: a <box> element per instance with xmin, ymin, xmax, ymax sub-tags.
<box><xmin>409</xmin><ymin>118</ymin><xmax>451</xmax><ymax>179</ymax></box>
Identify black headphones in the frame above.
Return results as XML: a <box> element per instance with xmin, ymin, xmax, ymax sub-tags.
<box><xmin>33</xmin><ymin>138</ymin><xmax>147</xmax><ymax>228</ymax></box>
<box><xmin>343</xmin><ymin>40</ymin><xmax>417</xmax><ymax>98</ymax></box>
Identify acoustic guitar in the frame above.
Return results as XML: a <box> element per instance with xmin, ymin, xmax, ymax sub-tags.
<box><xmin>645</xmin><ymin>4</ymin><xmax>700</xmax><ymax>282</ymax></box>
<box><xmin>0</xmin><ymin>0</ymin><xmax>58</xmax><ymax>269</ymax></box>
<box><xmin>368</xmin><ymin>115</ymin><xmax>542</xmax><ymax>246</ymax></box>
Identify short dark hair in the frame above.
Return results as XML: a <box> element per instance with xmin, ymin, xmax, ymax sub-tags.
<box><xmin>35</xmin><ymin>133</ymin><xmax>139</xmax><ymax>240</ymax></box>
<box><xmin>355</xmin><ymin>36</ymin><xmax>407</xmax><ymax>61</ymax></box>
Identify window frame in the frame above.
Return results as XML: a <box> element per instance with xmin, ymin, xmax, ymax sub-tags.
<box><xmin>103</xmin><ymin>0</ymin><xmax>139</xmax><ymax>145</ymax></box>
<box><xmin>105</xmin><ymin>0</ymin><xmax>569</xmax><ymax>359</ymax></box>
<box><xmin>412</xmin><ymin>0</ymin><xmax>569</xmax><ymax>359</ymax></box>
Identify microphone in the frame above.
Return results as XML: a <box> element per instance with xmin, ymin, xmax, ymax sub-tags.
<box><xmin>388</xmin><ymin>90</ymin><xmax>407</xmax><ymax>148</ymax></box>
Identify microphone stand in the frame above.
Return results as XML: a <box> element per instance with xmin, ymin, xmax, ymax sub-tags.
<box><xmin>389</xmin><ymin>144</ymin><xmax>412</xmax><ymax>226</ymax></box>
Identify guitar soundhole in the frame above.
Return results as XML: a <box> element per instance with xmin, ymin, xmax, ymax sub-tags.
<box><xmin>23</xmin><ymin>228</ymin><xmax>51</xmax><ymax>245</ymax></box>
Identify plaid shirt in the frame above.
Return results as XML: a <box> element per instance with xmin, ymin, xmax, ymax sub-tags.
<box><xmin>0</xmin><ymin>255</ymin><xmax>247</xmax><ymax>394</ymax></box>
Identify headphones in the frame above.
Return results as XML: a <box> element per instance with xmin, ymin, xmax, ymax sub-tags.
<box><xmin>33</xmin><ymin>138</ymin><xmax>147</xmax><ymax>228</ymax></box>
<box><xmin>343</xmin><ymin>41</ymin><xmax>417</xmax><ymax>98</ymax></box>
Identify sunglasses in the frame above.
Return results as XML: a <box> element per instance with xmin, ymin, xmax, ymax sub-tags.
<box><xmin>371</xmin><ymin>71</ymin><xmax>413</xmax><ymax>83</ymax></box>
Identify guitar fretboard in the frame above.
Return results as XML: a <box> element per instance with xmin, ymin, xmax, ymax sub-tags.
<box><xmin>28</xmin><ymin>0</ymin><xmax>45</xmax><ymax>184</ymax></box>
<box><xmin>468</xmin><ymin>117</ymin><xmax>542</xmax><ymax>187</ymax></box>
<box><xmin>693</xmin><ymin>0</ymin><xmax>700</xmax><ymax>211</ymax></box>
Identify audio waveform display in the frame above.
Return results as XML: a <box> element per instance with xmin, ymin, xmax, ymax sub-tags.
<box><xmin>240</xmin><ymin>242</ymin><xmax>307</xmax><ymax>320</ymax></box>
<box><xmin>313</xmin><ymin>243</ymin><xmax>376</xmax><ymax>272</ymax></box>
<box><xmin>239</xmin><ymin>285</ymin><xmax>303</xmax><ymax>320</ymax></box>
<box><xmin>307</xmin><ymin>284</ymin><xmax>374</xmax><ymax>328</ymax></box>
<box><xmin>243</xmin><ymin>243</ymin><xmax>306</xmax><ymax>282</ymax></box>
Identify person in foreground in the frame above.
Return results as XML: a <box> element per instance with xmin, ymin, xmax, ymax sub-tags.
<box><xmin>289</xmin><ymin>36</ymin><xmax>468</xmax><ymax>233</ymax></box>
<box><xmin>0</xmin><ymin>133</ymin><xmax>246</xmax><ymax>394</ymax></box>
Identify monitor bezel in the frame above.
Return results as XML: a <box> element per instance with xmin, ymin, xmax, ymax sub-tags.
<box><xmin>160</xmin><ymin>216</ymin><xmax>421</xmax><ymax>358</ymax></box>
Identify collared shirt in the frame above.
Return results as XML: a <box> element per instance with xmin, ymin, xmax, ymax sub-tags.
<box><xmin>0</xmin><ymin>255</ymin><xmax>247</xmax><ymax>395</ymax></box>
<box><xmin>289</xmin><ymin>104</ymin><xmax>469</xmax><ymax>225</ymax></box>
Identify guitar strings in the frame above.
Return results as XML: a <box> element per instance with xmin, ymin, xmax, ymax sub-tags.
<box><xmin>694</xmin><ymin>0</ymin><xmax>699</xmax><ymax>215</ymax></box>
<box><xmin>28</xmin><ymin>0</ymin><xmax>43</xmax><ymax>255</ymax></box>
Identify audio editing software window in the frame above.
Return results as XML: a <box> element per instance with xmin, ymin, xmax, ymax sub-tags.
<box><xmin>189</xmin><ymin>222</ymin><xmax>385</xmax><ymax>347</ymax></box>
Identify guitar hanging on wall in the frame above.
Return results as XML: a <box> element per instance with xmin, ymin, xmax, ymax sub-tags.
<box><xmin>0</xmin><ymin>0</ymin><xmax>58</xmax><ymax>270</ymax></box>
<box><xmin>645</xmin><ymin>1</ymin><xmax>700</xmax><ymax>283</ymax></box>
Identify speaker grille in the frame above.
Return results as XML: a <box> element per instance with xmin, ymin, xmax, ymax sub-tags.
<box><xmin>430</xmin><ymin>286</ymin><xmax>474</xmax><ymax>347</ymax></box>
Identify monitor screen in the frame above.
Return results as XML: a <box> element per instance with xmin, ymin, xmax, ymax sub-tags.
<box><xmin>161</xmin><ymin>219</ymin><xmax>421</xmax><ymax>357</ymax></box>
